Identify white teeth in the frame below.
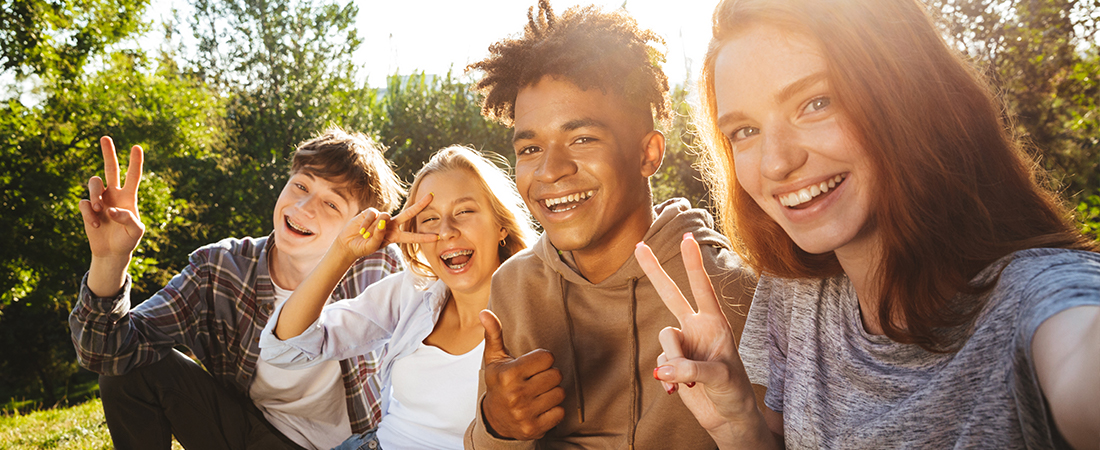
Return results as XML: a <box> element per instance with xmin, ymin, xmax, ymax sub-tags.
<box><xmin>441</xmin><ymin>249</ymin><xmax>473</xmax><ymax>259</ymax></box>
<box><xmin>286</xmin><ymin>217</ymin><xmax>312</xmax><ymax>234</ymax></box>
<box><xmin>543</xmin><ymin>190</ymin><xmax>595</xmax><ymax>209</ymax></box>
<box><xmin>779</xmin><ymin>174</ymin><xmax>846</xmax><ymax>208</ymax></box>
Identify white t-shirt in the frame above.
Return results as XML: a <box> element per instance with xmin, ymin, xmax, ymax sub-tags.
<box><xmin>250</xmin><ymin>284</ymin><xmax>351</xmax><ymax>450</ymax></box>
<box><xmin>375</xmin><ymin>340</ymin><xmax>485</xmax><ymax>450</ymax></box>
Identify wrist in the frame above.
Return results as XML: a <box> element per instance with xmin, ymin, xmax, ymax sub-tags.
<box><xmin>88</xmin><ymin>255</ymin><xmax>131</xmax><ymax>297</ymax></box>
<box><xmin>711</xmin><ymin>409</ymin><xmax>778</xmax><ymax>450</ymax></box>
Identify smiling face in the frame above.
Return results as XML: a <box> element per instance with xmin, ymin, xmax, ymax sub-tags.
<box><xmin>512</xmin><ymin>76</ymin><xmax>661</xmax><ymax>266</ymax></box>
<box><xmin>271</xmin><ymin>171</ymin><xmax>360</xmax><ymax>263</ymax></box>
<box><xmin>413</xmin><ymin>169</ymin><xmax>506</xmax><ymax>297</ymax></box>
<box><xmin>714</xmin><ymin>25</ymin><xmax>877</xmax><ymax>258</ymax></box>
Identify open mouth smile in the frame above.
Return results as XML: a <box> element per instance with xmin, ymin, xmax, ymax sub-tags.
<box><xmin>285</xmin><ymin>216</ymin><xmax>314</xmax><ymax>236</ymax></box>
<box><xmin>778</xmin><ymin>174</ymin><xmax>846</xmax><ymax>209</ymax></box>
<box><xmin>441</xmin><ymin>249</ymin><xmax>473</xmax><ymax>270</ymax></box>
<box><xmin>542</xmin><ymin>190</ymin><xmax>595</xmax><ymax>213</ymax></box>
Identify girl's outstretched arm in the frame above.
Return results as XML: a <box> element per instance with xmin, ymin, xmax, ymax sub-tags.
<box><xmin>1033</xmin><ymin>305</ymin><xmax>1099</xmax><ymax>450</ymax></box>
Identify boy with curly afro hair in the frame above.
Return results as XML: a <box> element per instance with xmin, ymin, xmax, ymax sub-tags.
<box><xmin>465</xmin><ymin>1</ymin><xmax>755</xmax><ymax>449</ymax></box>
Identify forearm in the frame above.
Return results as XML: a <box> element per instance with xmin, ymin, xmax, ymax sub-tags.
<box><xmin>273</xmin><ymin>249</ymin><xmax>356</xmax><ymax>339</ymax></box>
<box><xmin>87</xmin><ymin>254</ymin><xmax>131</xmax><ymax>298</ymax></box>
<box><xmin>1045</xmin><ymin>308</ymin><xmax>1100</xmax><ymax>449</ymax></box>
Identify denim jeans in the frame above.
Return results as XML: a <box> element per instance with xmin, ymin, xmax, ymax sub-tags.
<box><xmin>332</xmin><ymin>427</ymin><xmax>381</xmax><ymax>450</ymax></box>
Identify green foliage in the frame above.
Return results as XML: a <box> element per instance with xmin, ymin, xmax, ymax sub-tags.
<box><xmin>1077</xmin><ymin>194</ymin><xmax>1100</xmax><ymax>242</ymax></box>
<box><xmin>652</xmin><ymin>85</ymin><xmax>709</xmax><ymax>209</ymax></box>
<box><xmin>376</xmin><ymin>71</ymin><xmax>513</xmax><ymax>183</ymax></box>
<box><xmin>925</xmin><ymin>0</ymin><xmax>1100</xmax><ymax>201</ymax></box>
<box><xmin>0</xmin><ymin>2</ymin><xmax>224</xmax><ymax>403</ymax></box>
<box><xmin>0</xmin><ymin>0</ymin><xmax>150</xmax><ymax>80</ymax></box>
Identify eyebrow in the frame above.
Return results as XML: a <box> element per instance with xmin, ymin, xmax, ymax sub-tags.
<box><xmin>716</xmin><ymin>72</ymin><xmax>828</xmax><ymax>131</ymax></box>
<box><xmin>419</xmin><ymin>196</ymin><xmax>478</xmax><ymax>215</ymax></box>
<box><xmin>512</xmin><ymin>117</ymin><xmax>609</xmax><ymax>143</ymax></box>
<box><xmin>301</xmin><ymin>172</ymin><xmax>352</xmax><ymax>204</ymax></box>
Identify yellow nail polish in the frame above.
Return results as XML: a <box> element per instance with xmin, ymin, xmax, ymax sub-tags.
<box><xmin>360</xmin><ymin>227</ymin><xmax>366</xmax><ymax>235</ymax></box>
<box><xmin>378</xmin><ymin>220</ymin><xmax>386</xmax><ymax>230</ymax></box>
<box><xmin>363</xmin><ymin>231</ymin><xmax>371</xmax><ymax>239</ymax></box>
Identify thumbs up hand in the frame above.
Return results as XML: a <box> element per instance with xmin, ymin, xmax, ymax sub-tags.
<box><xmin>479</xmin><ymin>310</ymin><xmax>566</xmax><ymax>440</ymax></box>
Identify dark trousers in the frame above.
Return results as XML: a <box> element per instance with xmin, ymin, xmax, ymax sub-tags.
<box><xmin>98</xmin><ymin>350</ymin><xmax>306</xmax><ymax>450</ymax></box>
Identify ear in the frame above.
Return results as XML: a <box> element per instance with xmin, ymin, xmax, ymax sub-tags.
<box><xmin>499</xmin><ymin>226</ymin><xmax>508</xmax><ymax>242</ymax></box>
<box><xmin>639</xmin><ymin>130</ymin><xmax>665</xmax><ymax>178</ymax></box>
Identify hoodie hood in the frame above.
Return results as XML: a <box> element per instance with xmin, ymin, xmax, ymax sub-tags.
<box><xmin>533</xmin><ymin>198</ymin><xmax>731</xmax><ymax>286</ymax></box>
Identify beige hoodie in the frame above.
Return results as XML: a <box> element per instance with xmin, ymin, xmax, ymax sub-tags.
<box><xmin>466</xmin><ymin>199</ymin><xmax>757</xmax><ymax>449</ymax></box>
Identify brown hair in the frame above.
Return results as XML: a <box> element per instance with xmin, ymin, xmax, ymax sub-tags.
<box><xmin>290</xmin><ymin>126</ymin><xmax>405</xmax><ymax>212</ymax></box>
<box><xmin>696</xmin><ymin>0</ymin><xmax>1097</xmax><ymax>351</ymax></box>
<box><xmin>399</xmin><ymin>146</ymin><xmax>537</xmax><ymax>279</ymax></box>
<box><xmin>468</xmin><ymin>0</ymin><xmax>670</xmax><ymax>127</ymax></box>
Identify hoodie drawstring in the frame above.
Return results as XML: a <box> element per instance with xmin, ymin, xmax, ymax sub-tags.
<box><xmin>628</xmin><ymin>277</ymin><xmax>639</xmax><ymax>450</ymax></box>
<box><xmin>559</xmin><ymin>275</ymin><xmax>585</xmax><ymax>424</ymax></box>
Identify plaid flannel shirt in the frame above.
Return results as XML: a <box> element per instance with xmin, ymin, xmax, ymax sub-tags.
<box><xmin>69</xmin><ymin>234</ymin><xmax>403</xmax><ymax>433</ymax></box>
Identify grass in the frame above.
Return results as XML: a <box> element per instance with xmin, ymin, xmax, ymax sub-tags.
<box><xmin>0</xmin><ymin>398</ymin><xmax>182</xmax><ymax>450</ymax></box>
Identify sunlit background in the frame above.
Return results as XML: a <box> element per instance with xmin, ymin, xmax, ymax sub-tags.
<box><xmin>144</xmin><ymin>0</ymin><xmax>717</xmax><ymax>88</ymax></box>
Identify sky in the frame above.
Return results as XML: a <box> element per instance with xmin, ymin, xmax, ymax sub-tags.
<box><xmin>143</xmin><ymin>0</ymin><xmax>718</xmax><ymax>88</ymax></box>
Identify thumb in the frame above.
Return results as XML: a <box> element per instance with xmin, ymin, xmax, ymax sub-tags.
<box><xmin>106</xmin><ymin>207</ymin><xmax>145</xmax><ymax>236</ymax></box>
<box><xmin>479</xmin><ymin>309</ymin><xmax>512</xmax><ymax>363</ymax></box>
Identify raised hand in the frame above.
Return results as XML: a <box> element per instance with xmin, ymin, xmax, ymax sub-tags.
<box><xmin>636</xmin><ymin>234</ymin><xmax>773</xmax><ymax>447</ymax></box>
<box><xmin>479</xmin><ymin>309</ymin><xmax>565</xmax><ymax>440</ymax></box>
<box><xmin>79</xmin><ymin>137</ymin><xmax>145</xmax><ymax>259</ymax></box>
<box><xmin>330</xmin><ymin>192</ymin><xmax>439</xmax><ymax>264</ymax></box>
<box><xmin>79</xmin><ymin>137</ymin><xmax>145</xmax><ymax>297</ymax></box>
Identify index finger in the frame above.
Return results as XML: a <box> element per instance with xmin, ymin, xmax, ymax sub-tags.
<box><xmin>635</xmin><ymin>241</ymin><xmax>696</xmax><ymax>321</ymax></box>
<box><xmin>100</xmin><ymin>136</ymin><xmax>120</xmax><ymax>188</ymax></box>
<box><xmin>391</xmin><ymin>192</ymin><xmax>434</xmax><ymax>225</ymax></box>
<box><xmin>123</xmin><ymin>145</ymin><xmax>144</xmax><ymax>192</ymax></box>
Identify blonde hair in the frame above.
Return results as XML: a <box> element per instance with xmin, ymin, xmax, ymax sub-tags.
<box><xmin>399</xmin><ymin>146</ymin><xmax>536</xmax><ymax>279</ymax></box>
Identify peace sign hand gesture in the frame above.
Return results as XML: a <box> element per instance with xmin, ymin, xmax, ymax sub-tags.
<box><xmin>79</xmin><ymin>137</ymin><xmax>145</xmax><ymax>297</ymax></box>
<box><xmin>635</xmin><ymin>233</ymin><xmax>778</xmax><ymax>449</ymax></box>
<box><xmin>329</xmin><ymin>193</ymin><xmax>439</xmax><ymax>266</ymax></box>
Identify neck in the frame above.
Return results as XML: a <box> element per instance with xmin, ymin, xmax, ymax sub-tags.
<box><xmin>449</xmin><ymin>284</ymin><xmax>492</xmax><ymax>328</ymax></box>
<box><xmin>268</xmin><ymin>245</ymin><xmax>321</xmax><ymax>291</ymax></box>
<box><xmin>572</xmin><ymin>205</ymin><xmax>656</xmax><ymax>284</ymax></box>
<box><xmin>834</xmin><ymin>236</ymin><xmax>888</xmax><ymax>335</ymax></box>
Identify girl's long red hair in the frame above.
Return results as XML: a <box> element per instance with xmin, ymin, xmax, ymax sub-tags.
<box><xmin>696</xmin><ymin>0</ymin><xmax>1096</xmax><ymax>351</ymax></box>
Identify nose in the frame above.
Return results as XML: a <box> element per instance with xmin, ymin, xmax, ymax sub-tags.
<box><xmin>758</xmin><ymin>123</ymin><xmax>808</xmax><ymax>181</ymax></box>
<box><xmin>533</xmin><ymin>144</ymin><xmax>577</xmax><ymax>183</ymax></box>
<box><xmin>295</xmin><ymin>193</ymin><xmax>320</xmax><ymax>217</ymax></box>
<box><xmin>438</xmin><ymin>216</ymin><xmax>461</xmax><ymax>241</ymax></box>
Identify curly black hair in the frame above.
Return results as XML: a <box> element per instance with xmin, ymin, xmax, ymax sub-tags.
<box><xmin>468</xmin><ymin>0</ymin><xmax>670</xmax><ymax>127</ymax></box>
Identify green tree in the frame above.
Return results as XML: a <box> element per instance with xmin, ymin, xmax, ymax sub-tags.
<box><xmin>652</xmin><ymin>84</ymin><xmax>709</xmax><ymax>209</ymax></box>
<box><xmin>925</xmin><ymin>0</ymin><xmax>1099</xmax><ymax>203</ymax></box>
<box><xmin>377</xmin><ymin>70</ymin><xmax>513</xmax><ymax>183</ymax></box>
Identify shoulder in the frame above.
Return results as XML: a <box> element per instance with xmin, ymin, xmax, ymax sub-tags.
<box><xmin>987</xmin><ymin>248</ymin><xmax>1100</xmax><ymax>333</ymax></box>
<box><xmin>187</xmin><ymin>236</ymin><xmax>266</xmax><ymax>270</ymax></box>
<box><xmin>993</xmin><ymin>249</ymin><xmax>1100</xmax><ymax>306</ymax></box>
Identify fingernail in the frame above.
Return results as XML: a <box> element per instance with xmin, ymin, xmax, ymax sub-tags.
<box><xmin>636</xmin><ymin>241</ymin><xmax>645</xmax><ymax>249</ymax></box>
<box><xmin>93</xmin><ymin>203</ymin><xmax>101</xmax><ymax>212</ymax></box>
<box><xmin>363</xmin><ymin>231</ymin><xmax>371</xmax><ymax>239</ymax></box>
<box><xmin>360</xmin><ymin>227</ymin><xmax>366</xmax><ymax>235</ymax></box>
<box><xmin>666</xmin><ymin>383</ymin><xmax>677</xmax><ymax>394</ymax></box>
<box><xmin>653</xmin><ymin>367</ymin><xmax>660</xmax><ymax>380</ymax></box>
<box><xmin>686</xmin><ymin>382</ymin><xmax>696</xmax><ymax>388</ymax></box>
<box><xmin>378</xmin><ymin>220</ymin><xmax>386</xmax><ymax>230</ymax></box>
<box><xmin>683</xmin><ymin>232</ymin><xmax>693</xmax><ymax>241</ymax></box>
<box><xmin>656</xmin><ymin>365</ymin><xmax>675</xmax><ymax>379</ymax></box>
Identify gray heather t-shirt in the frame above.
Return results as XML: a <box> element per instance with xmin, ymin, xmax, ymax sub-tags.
<box><xmin>739</xmin><ymin>248</ymin><xmax>1099</xmax><ymax>449</ymax></box>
